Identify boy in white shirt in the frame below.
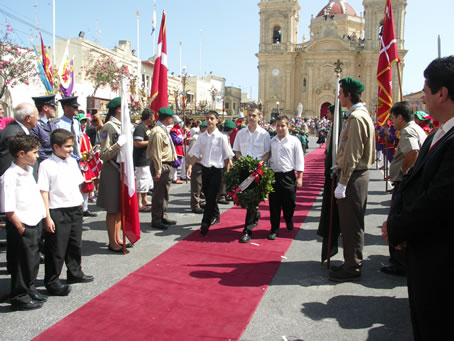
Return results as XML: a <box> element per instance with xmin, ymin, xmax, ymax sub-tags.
<box><xmin>186</xmin><ymin>111</ymin><xmax>234</xmax><ymax>235</ymax></box>
<box><xmin>268</xmin><ymin>116</ymin><xmax>304</xmax><ymax>240</ymax></box>
<box><xmin>38</xmin><ymin>129</ymin><xmax>94</xmax><ymax>296</ymax></box>
<box><xmin>232</xmin><ymin>107</ymin><xmax>271</xmax><ymax>243</ymax></box>
<box><xmin>0</xmin><ymin>134</ymin><xmax>47</xmax><ymax>311</ymax></box>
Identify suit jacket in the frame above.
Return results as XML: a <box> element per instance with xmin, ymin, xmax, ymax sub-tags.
<box><xmin>0</xmin><ymin>121</ymin><xmax>26</xmax><ymax>176</ymax></box>
<box><xmin>388</xmin><ymin>126</ymin><xmax>454</xmax><ymax>248</ymax></box>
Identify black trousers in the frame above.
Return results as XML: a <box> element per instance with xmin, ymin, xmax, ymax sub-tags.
<box><xmin>44</xmin><ymin>206</ymin><xmax>84</xmax><ymax>288</ymax></box>
<box><xmin>244</xmin><ymin>207</ymin><xmax>259</xmax><ymax>233</ymax></box>
<box><xmin>6</xmin><ymin>221</ymin><xmax>41</xmax><ymax>304</ymax></box>
<box><xmin>268</xmin><ymin>171</ymin><xmax>296</xmax><ymax>232</ymax></box>
<box><xmin>201</xmin><ymin>166</ymin><xmax>222</xmax><ymax>226</ymax></box>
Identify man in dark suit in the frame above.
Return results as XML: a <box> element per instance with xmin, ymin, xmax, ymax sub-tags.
<box><xmin>0</xmin><ymin>103</ymin><xmax>39</xmax><ymax>176</ymax></box>
<box><xmin>382</xmin><ymin>56</ymin><xmax>454</xmax><ymax>341</ymax></box>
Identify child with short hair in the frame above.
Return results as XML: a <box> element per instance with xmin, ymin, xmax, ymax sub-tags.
<box><xmin>0</xmin><ymin>134</ymin><xmax>47</xmax><ymax>311</ymax></box>
<box><xmin>186</xmin><ymin>111</ymin><xmax>234</xmax><ymax>235</ymax></box>
<box><xmin>38</xmin><ymin>129</ymin><xmax>94</xmax><ymax>296</ymax></box>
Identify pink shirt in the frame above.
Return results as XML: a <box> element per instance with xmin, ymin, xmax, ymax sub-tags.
<box><xmin>0</xmin><ymin>117</ymin><xmax>14</xmax><ymax>131</ymax></box>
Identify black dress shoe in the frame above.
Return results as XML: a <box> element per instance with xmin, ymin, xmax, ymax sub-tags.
<box><xmin>380</xmin><ymin>264</ymin><xmax>406</xmax><ymax>276</ymax></box>
<box><xmin>151</xmin><ymin>221</ymin><xmax>169</xmax><ymax>230</ymax></box>
<box><xmin>200</xmin><ymin>223</ymin><xmax>209</xmax><ymax>236</ymax></box>
<box><xmin>67</xmin><ymin>274</ymin><xmax>94</xmax><ymax>284</ymax></box>
<box><xmin>239</xmin><ymin>232</ymin><xmax>251</xmax><ymax>243</ymax></box>
<box><xmin>30</xmin><ymin>292</ymin><xmax>48</xmax><ymax>302</ymax></box>
<box><xmin>286</xmin><ymin>221</ymin><xmax>294</xmax><ymax>231</ymax></box>
<box><xmin>210</xmin><ymin>216</ymin><xmax>220</xmax><ymax>226</ymax></box>
<box><xmin>46</xmin><ymin>284</ymin><xmax>72</xmax><ymax>296</ymax></box>
<box><xmin>192</xmin><ymin>207</ymin><xmax>204</xmax><ymax>214</ymax></box>
<box><xmin>11</xmin><ymin>300</ymin><xmax>43</xmax><ymax>311</ymax></box>
<box><xmin>108</xmin><ymin>245</ymin><xmax>129</xmax><ymax>253</ymax></box>
<box><xmin>83</xmin><ymin>210</ymin><xmax>98</xmax><ymax>217</ymax></box>
<box><xmin>267</xmin><ymin>232</ymin><xmax>278</xmax><ymax>240</ymax></box>
<box><xmin>39</xmin><ymin>252</ymin><xmax>45</xmax><ymax>264</ymax></box>
<box><xmin>328</xmin><ymin>268</ymin><xmax>361</xmax><ymax>282</ymax></box>
<box><xmin>217</xmin><ymin>199</ymin><xmax>229</xmax><ymax>205</ymax></box>
<box><xmin>162</xmin><ymin>218</ymin><xmax>176</xmax><ymax>225</ymax></box>
<box><xmin>200</xmin><ymin>202</ymin><xmax>206</xmax><ymax>209</ymax></box>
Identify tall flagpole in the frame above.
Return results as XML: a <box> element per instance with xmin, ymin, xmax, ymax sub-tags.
<box><xmin>327</xmin><ymin>59</ymin><xmax>343</xmax><ymax>268</ymax></box>
<box><xmin>438</xmin><ymin>35</ymin><xmax>441</xmax><ymax>58</ymax></box>
<box><xmin>152</xmin><ymin>0</ymin><xmax>157</xmax><ymax>56</ymax></box>
<box><xmin>52</xmin><ymin>0</ymin><xmax>55</xmax><ymax>67</ymax></box>
<box><xmin>137</xmin><ymin>10</ymin><xmax>141</xmax><ymax>92</ymax></box>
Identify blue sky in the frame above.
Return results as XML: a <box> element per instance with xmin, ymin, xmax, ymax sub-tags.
<box><xmin>1</xmin><ymin>0</ymin><xmax>453</xmax><ymax>100</ymax></box>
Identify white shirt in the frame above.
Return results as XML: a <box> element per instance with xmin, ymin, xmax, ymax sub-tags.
<box><xmin>233</xmin><ymin>125</ymin><xmax>271</xmax><ymax>160</ymax></box>
<box><xmin>269</xmin><ymin>134</ymin><xmax>305</xmax><ymax>172</ymax></box>
<box><xmin>189</xmin><ymin>128</ymin><xmax>234</xmax><ymax>169</ymax></box>
<box><xmin>38</xmin><ymin>154</ymin><xmax>84</xmax><ymax>209</ymax></box>
<box><xmin>0</xmin><ymin>162</ymin><xmax>46</xmax><ymax>225</ymax></box>
<box><xmin>430</xmin><ymin>116</ymin><xmax>454</xmax><ymax>148</ymax></box>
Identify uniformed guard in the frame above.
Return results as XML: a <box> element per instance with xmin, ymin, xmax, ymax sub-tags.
<box><xmin>96</xmin><ymin>97</ymin><xmax>128</xmax><ymax>252</ymax></box>
<box><xmin>55</xmin><ymin>96</ymin><xmax>82</xmax><ymax>159</ymax></box>
<box><xmin>330</xmin><ymin>77</ymin><xmax>375</xmax><ymax>282</ymax></box>
<box><xmin>30</xmin><ymin>95</ymin><xmax>58</xmax><ymax>164</ymax></box>
<box><xmin>146</xmin><ymin>107</ymin><xmax>177</xmax><ymax>230</ymax></box>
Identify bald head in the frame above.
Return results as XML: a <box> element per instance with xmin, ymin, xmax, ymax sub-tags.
<box><xmin>14</xmin><ymin>103</ymin><xmax>39</xmax><ymax>130</ymax></box>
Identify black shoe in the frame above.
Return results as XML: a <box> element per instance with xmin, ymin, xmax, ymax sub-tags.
<box><xmin>239</xmin><ymin>232</ymin><xmax>251</xmax><ymax>243</ymax></box>
<box><xmin>210</xmin><ymin>216</ymin><xmax>220</xmax><ymax>226</ymax></box>
<box><xmin>217</xmin><ymin>199</ymin><xmax>229</xmax><ymax>205</ymax></box>
<box><xmin>46</xmin><ymin>284</ymin><xmax>72</xmax><ymax>296</ymax></box>
<box><xmin>162</xmin><ymin>218</ymin><xmax>176</xmax><ymax>225</ymax></box>
<box><xmin>151</xmin><ymin>221</ymin><xmax>169</xmax><ymax>230</ymax></box>
<box><xmin>30</xmin><ymin>292</ymin><xmax>48</xmax><ymax>302</ymax></box>
<box><xmin>83</xmin><ymin>210</ymin><xmax>98</xmax><ymax>217</ymax></box>
<box><xmin>11</xmin><ymin>300</ymin><xmax>43</xmax><ymax>311</ymax></box>
<box><xmin>82</xmin><ymin>226</ymin><xmax>90</xmax><ymax>231</ymax></box>
<box><xmin>200</xmin><ymin>202</ymin><xmax>206</xmax><ymax>209</ymax></box>
<box><xmin>329</xmin><ymin>264</ymin><xmax>344</xmax><ymax>272</ymax></box>
<box><xmin>192</xmin><ymin>207</ymin><xmax>204</xmax><ymax>214</ymax></box>
<box><xmin>200</xmin><ymin>223</ymin><xmax>209</xmax><ymax>236</ymax></box>
<box><xmin>267</xmin><ymin>231</ymin><xmax>278</xmax><ymax>240</ymax></box>
<box><xmin>39</xmin><ymin>252</ymin><xmax>45</xmax><ymax>264</ymax></box>
<box><xmin>286</xmin><ymin>221</ymin><xmax>294</xmax><ymax>231</ymax></box>
<box><xmin>67</xmin><ymin>274</ymin><xmax>94</xmax><ymax>284</ymax></box>
<box><xmin>380</xmin><ymin>264</ymin><xmax>406</xmax><ymax>276</ymax></box>
<box><xmin>328</xmin><ymin>268</ymin><xmax>361</xmax><ymax>282</ymax></box>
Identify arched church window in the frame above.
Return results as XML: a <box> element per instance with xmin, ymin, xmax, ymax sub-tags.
<box><xmin>273</xmin><ymin>26</ymin><xmax>281</xmax><ymax>44</ymax></box>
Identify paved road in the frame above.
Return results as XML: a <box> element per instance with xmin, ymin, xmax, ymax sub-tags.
<box><xmin>0</xmin><ymin>137</ymin><xmax>412</xmax><ymax>340</ymax></box>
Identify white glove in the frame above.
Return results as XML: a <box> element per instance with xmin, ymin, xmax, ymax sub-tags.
<box><xmin>117</xmin><ymin>134</ymin><xmax>127</xmax><ymax>147</ymax></box>
<box><xmin>334</xmin><ymin>183</ymin><xmax>347</xmax><ymax>199</ymax></box>
<box><xmin>330</xmin><ymin>165</ymin><xmax>338</xmax><ymax>172</ymax></box>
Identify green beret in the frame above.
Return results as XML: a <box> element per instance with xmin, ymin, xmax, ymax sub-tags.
<box><xmin>340</xmin><ymin>77</ymin><xmax>365</xmax><ymax>94</ymax></box>
<box><xmin>328</xmin><ymin>105</ymin><xmax>335</xmax><ymax>112</ymax></box>
<box><xmin>200</xmin><ymin>121</ymin><xmax>207</xmax><ymax>128</ymax></box>
<box><xmin>270</xmin><ymin>118</ymin><xmax>276</xmax><ymax>124</ymax></box>
<box><xmin>415</xmin><ymin>111</ymin><xmax>432</xmax><ymax>121</ymax></box>
<box><xmin>106</xmin><ymin>97</ymin><xmax>121</xmax><ymax>109</ymax></box>
<box><xmin>75</xmin><ymin>113</ymin><xmax>89</xmax><ymax>121</ymax></box>
<box><xmin>224</xmin><ymin>120</ymin><xmax>236</xmax><ymax>130</ymax></box>
<box><xmin>158</xmin><ymin>107</ymin><xmax>174</xmax><ymax>117</ymax></box>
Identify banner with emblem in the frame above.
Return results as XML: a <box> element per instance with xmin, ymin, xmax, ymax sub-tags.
<box><xmin>58</xmin><ymin>39</ymin><xmax>74</xmax><ymax>98</ymax></box>
<box><xmin>376</xmin><ymin>0</ymin><xmax>400</xmax><ymax>126</ymax></box>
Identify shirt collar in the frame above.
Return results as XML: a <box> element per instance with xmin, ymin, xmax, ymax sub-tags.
<box><xmin>206</xmin><ymin>128</ymin><xmax>220</xmax><ymax>137</ymax></box>
<box><xmin>39</xmin><ymin>115</ymin><xmax>48</xmax><ymax>124</ymax></box>
<box><xmin>50</xmin><ymin>153</ymin><xmax>69</xmax><ymax>163</ymax></box>
<box><xmin>440</xmin><ymin>116</ymin><xmax>454</xmax><ymax>134</ymax></box>
<box><xmin>110</xmin><ymin>116</ymin><xmax>121</xmax><ymax>125</ymax></box>
<box><xmin>15</xmin><ymin>120</ymin><xmax>30</xmax><ymax>135</ymax></box>
<box><xmin>10</xmin><ymin>161</ymin><xmax>32</xmax><ymax>175</ymax></box>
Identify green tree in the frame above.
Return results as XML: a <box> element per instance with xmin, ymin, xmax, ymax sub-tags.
<box><xmin>0</xmin><ymin>24</ymin><xmax>37</xmax><ymax>100</ymax></box>
<box><xmin>84</xmin><ymin>53</ymin><xmax>131</xmax><ymax>96</ymax></box>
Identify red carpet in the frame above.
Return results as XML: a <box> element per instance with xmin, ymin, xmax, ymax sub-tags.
<box><xmin>34</xmin><ymin>148</ymin><xmax>326</xmax><ymax>341</ymax></box>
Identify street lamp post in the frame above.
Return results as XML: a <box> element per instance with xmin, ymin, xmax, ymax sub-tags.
<box><xmin>276</xmin><ymin>101</ymin><xmax>280</xmax><ymax>114</ymax></box>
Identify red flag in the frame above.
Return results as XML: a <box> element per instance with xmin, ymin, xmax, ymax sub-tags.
<box><xmin>119</xmin><ymin>78</ymin><xmax>141</xmax><ymax>244</ymax></box>
<box><xmin>40</xmin><ymin>33</ymin><xmax>54</xmax><ymax>90</ymax></box>
<box><xmin>150</xmin><ymin>11</ymin><xmax>168</xmax><ymax>120</ymax></box>
<box><xmin>376</xmin><ymin>0</ymin><xmax>400</xmax><ymax>126</ymax></box>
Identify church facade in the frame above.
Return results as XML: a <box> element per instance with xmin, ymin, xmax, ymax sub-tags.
<box><xmin>257</xmin><ymin>0</ymin><xmax>407</xmax><ymax>120</ymax></box>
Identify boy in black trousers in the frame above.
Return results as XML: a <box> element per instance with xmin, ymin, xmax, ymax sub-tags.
<box><xmin>0</xmin><ymin>134</ymin><xmax>47</xmax><ymax>310</ymax></box>
<box><xmin>38</xmin><ymin>129</ymin><xmax>94</xmax><ymax>296</ymax></box>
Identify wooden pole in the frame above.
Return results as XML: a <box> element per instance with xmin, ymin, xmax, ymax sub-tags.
<box><xmin>121</xmin><ymin>163</ymin><xmax>126</xmax><ymax>255</ymax></box>
<box><xmin>396</xmin><ymin>62</ymin><xmax>403</xmax><ymax>101</ymax></box>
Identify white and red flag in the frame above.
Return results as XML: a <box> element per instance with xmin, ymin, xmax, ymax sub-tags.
<box><xmin>150</xmin><ymin>10</ymin><xmax>168</xmax><ymax>120</ymax></box>
<box><xmin>118</xmin><ymin>78</ymin><xmax>140</xmax><ymax>244</ymax></box>
<box><xmin>376</xmin><ymin>0</ymin><xmax>400</xmax><ymax>126</ymax></box>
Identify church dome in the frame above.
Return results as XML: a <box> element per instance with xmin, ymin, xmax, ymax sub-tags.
<box><xmin>316</xmin><ymin>0</ymin><xmax>358</xmax><ymax>17</ymax></box>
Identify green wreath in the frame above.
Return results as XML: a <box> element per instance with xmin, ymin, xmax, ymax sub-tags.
<box><xmin>224</xmin><ymin>156</ymin><xmax>275</xmax><ymax>210</ymax></box>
